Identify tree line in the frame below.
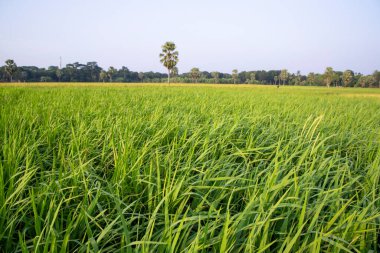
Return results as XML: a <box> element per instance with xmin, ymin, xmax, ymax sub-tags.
<box><xmin>1</xmin><ymin>58</ymin><xmax>379</xmax><ymax>88</ymax></box>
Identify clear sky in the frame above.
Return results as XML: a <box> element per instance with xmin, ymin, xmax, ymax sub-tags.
<box><xmin>0</xmin><ymin>0</ymin><xmax>379</xmax><ymax>74</ymax></box>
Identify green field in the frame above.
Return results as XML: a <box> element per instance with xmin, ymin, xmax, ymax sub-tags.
<box><xmin>0</xmin><ymin>83</ymin><xmax>379</xmax><ymax>252</ymax></box>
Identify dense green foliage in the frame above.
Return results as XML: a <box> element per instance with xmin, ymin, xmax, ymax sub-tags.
<box><xmin>0</xmin><ymin>84</ymin><xmax>379</xmax><ymax>252</ymax></box>
<box><xmin>1</xmin><ymin>60</ymin><xmax>379</xmax><ymax>87</ymax></box>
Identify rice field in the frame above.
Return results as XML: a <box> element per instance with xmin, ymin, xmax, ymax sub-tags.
<box><xmin>0</xmin><ymin>83</ymin><xmax>379</xmax><ymax>252</ymax></box>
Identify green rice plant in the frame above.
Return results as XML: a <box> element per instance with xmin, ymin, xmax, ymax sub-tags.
<box><xmin>0</xmin><ymin>84</ymin><xmax>379</xmax><ymax>252</ymax></box>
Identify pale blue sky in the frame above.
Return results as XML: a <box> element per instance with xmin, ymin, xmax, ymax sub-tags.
<box><xmin>0</xmin><ymin>0</ymin><xmax>379</xmax><ymax>74</ymax></box>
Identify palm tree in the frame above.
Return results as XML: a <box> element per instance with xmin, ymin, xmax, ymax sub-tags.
<box><xmin>159</xmin><ymin>42</ymin><xmax>179</xmax><ymax>84</ymax></box>
<box><xmin>5</xmin><ymin>59</ymin><xmax>17</xmax><ymax>82</ymax></box>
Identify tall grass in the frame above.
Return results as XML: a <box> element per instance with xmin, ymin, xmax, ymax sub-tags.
<box><xmin>0</xmin><ymin>84</ymin><xmax>379</xmax><ymax>252</ymax></box>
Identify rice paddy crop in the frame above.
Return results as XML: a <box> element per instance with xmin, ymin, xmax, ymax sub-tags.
<box><xmin>0</xmin><ymin>83</ymin><xmax>379</xmax><ymax>252</ymax></box>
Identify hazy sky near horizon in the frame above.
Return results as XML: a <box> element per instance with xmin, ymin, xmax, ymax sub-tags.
<box><xmin>0</xmin><ymin>0</ymin><xmax>379</xmax><ymax>74</ymax></box>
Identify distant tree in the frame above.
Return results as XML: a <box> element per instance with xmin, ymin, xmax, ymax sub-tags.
<box><xmin>56</xmin><ymin>69</ymin><xmax>62</xmax><ymax>82</ymax></box>
<box><xmin>373</xmin><ymin>70</ymin><xmax>380</xmax><ymax>88</ymax></box>
<box><xmin>138</xmin><ymin>72</ymin><xmax>144</xmax><ymax>82</ymax></box>
<box><xmin>307</xmin><ymin>72</ymin><xmax>315</xmax><ymax>85</ymax></box>
<box><xmin>70</xmin><ymin>62</ymin><xmax>85</xmax><ymax>81</ymax></box>
<box><xmin>170</xmin><ymin>67</ymin><xmax>179</xmax><ymax>82</ymax></box>
<box><xmin>323</xmin><ymin>67</ymin><xmax>334</xmax><ymax>87</ymax></box>
<box><xmin>40</xmin><ymin>76</ymin><xmax>52</xmax><ymax>82</ymax></box>
<box><xmin>171</xmin><ymin>67</ymin><xmax>178</xmax><ymax>77</ymax></box>
<box><xmin>86</xmin><ymin>62</ymin><xmax>101</xmax><ymax>81</ymax></box>
<box><xmin>358</xmin><ymin>75</ymin><xmax>368</xmax><ymax>88</ymax></box>
<box><xmin>2</xmin><ymin>58</ymin><xmax>376</xmax><ymax>87</ymax></box>
<box><xmin>5</xmin><ymin>59</ymin><xmax>17</xmax><ymax>82</ymax></box>
<box><xmin>333</xmin><ymin>72</ymin><xmax>341</xmax><ymax>87</ymax></box>
<box><xmin>211</xmin><ymin>72</ymin><xmax>219</xmax><ymax>84</ymax></box>
<box><xmin>107</xmin><ymin>67</ymin><xmax>116</xmax><ymax>82</ymax></box>
<box><xmin>354</xmin><ymin>74</ymin><xmax>362</xmax><ymax>87</ymax></box>
<box><xmin>250</xmin><ymin>72</ymin><xmax>256</xmax><ymax>84</ymax></box>
<box><xmin>190</xmin><ymin>68</ymin><xmax>201</xmax><ymax>83</ymax></box>
<box><xmin>295</xmin><ymin>71</ymin><xmax>301</xmax><ymax>85</ymax></box>
<box><xmin>367</xmin><ymin>75</ymin><xmax>376</xmax><ymax>87</ymax></box>
<box><xmin>99</xmin><ymin>71</ymin><xmax>107</xmax><ymax>83</ymax></box>
<box><xmin>20</xmin><ymin>71</ymin><xmax>28</xmax><ymax>82</ymax></box>
<box><xmin>274</xmin><ymin>76</ymin><xmax>279</xmax><ymax>87</ymax></box>
<box><xmin>159</xmin><ymin>41</ymin><xmax>179</xmax><ymax>84</ymax></box>
<box><xmin>232</xmin><ymin>69</ymin><xmax>238</xmax><ymax>84</ymax></box>
<box><xmin>342</xmin><ymin>70</ymin><xmax>354</xmax><ymax>87</ymax></box>
<box><xmin>119</xmin><ymin>66</ymin><xmax>130</xmax><ymax>81</ymax></box>
<box><xmin>280</xmin><ymin>69</ymin><xmax>288</xmax><ymax>85</ymax></box>
<box><xmin>64</xmin><ymin>64</ymin><xmax>76</xmax><ymax>81</ymax></box>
